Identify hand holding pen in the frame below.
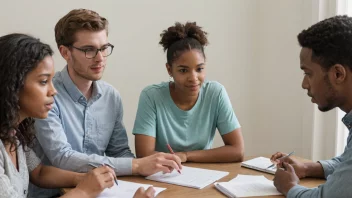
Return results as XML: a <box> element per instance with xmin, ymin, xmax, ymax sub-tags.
<box><xmin>166</xmin><ymin>144</ymin><xmax>182</xmax><ymax>174</ymax></box>
<box><xmin>269</xmin><ymin>151</ymin><xmax>307</xmax><ymax>179</ymax></box>
<box><xmin>267</xmin><ymin>151</ymin><xmax>295</xmax><ymax>169</ymax></box>
<box><xmin>75</xmin><ymin>166</ymin><xmax>116</xmax><ymax>197</ymax></box>
<box><xmin>89</xmin><ymin>163</ymin><xmax>118</xmax><ymax>186</ymax></box>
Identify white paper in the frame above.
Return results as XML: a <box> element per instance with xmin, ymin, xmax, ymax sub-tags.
<box><xmin>97</xmin><ymin>180</ymin><xmax>166</xmax><ymax>198</ymax></box>
<box><xmin>228</xmin><ymin>174</ymin><xmax>268</xmax><ymax>183</ymax></box>
<box><xmin>241</xmin><ymin>157</ymin><xmax>277</xmax><ymax>174</ymax></box>
<box><xmin>146</xmin><ymin>166</ymin><xmax>229</xmax><ymax>189</ymax></box>
<box><xmin>214</xmin><ymin>174</ymin><xmax>282</xmax><ymax>198</ymax></box>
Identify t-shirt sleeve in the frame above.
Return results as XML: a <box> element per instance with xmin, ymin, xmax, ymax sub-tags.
<box><xmin>217</xmin><ymin>85</ymin><xmax>241</xmax><ymax>135</ymax></box>
<box><xmin>132</xmin><ymin>90</ymin><xmax>157</xmax><ymax>137</ymax></box>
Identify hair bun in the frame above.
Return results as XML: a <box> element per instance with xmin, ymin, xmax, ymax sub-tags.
<box><xmin>159</xmin><ymin>22</ymin><xmax>208</xmax><ymax>51</ymax></box>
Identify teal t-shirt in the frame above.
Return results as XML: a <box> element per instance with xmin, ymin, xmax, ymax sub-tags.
<box><xmin>132</xmin><ymin>81</ymin><xmax>240</xmax><ymax>153</ymax></box>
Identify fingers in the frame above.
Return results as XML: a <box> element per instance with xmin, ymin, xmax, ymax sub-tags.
<box><xmin>90</xmin><ymin>170</ymin><xmax>114</xmax><ymax>191</ymax></box>
<box><xmin>104</xmin><ymin>179</ymin><xmax>114</xmax><ymax>188</ymax></box>
<box><xmin>173</xmin><ymin>155</ymin><xmax>183</xmax><ymax>169</ymax></box>
<box><xmin>104</xmin><ymin>165</ymin><xmax>117</xmax><ymax>182</ymax></box>
<box><xmin>148</xmin><ymin>153</ymin><xmax>182</xmax><ymax>173</ymax></box>
<box><xmin>157</xmin><ymin>153</ymin><xmax>182</xmax><ymax>170</ymax></box>
<box><xmin>98</xmin><ymin>170</ymin><xmax>114</xmax><ymax>183</ymax></box>
<box><xmin>133</xmin><ymin>186</ymin><xmax>155</xmax><ymax>198</ymax></box>
<box><xmin>270</xmin><ymin>152</ymin><xmax>286</xmax><ymax>163</ymax></box>
<box><xmin>99</xmin><ymin>173</ymin><xmax>114</xmax><ymax>189</ymax></box>
<box><xmin>276</xmin><ymin>162</ymin><xmax>283</xmax><ymax>168</ymax></box>
<box><xmin>283</xmin><ymin>162</ymin><xmax>295</xmax><ymax>173</ymax></box>
<box><xmin>145</xmin><ymin>186</ymin><xmax>156</xmax><ymax>197</ymax></box>
<box><xmin>134</xmin><ymin>187</ymin><xmax>146</xmax><ymax>197</ymax></box>
<box><xmin>162</xmin><ymin>166</ymin><xmax>174</xmax><ymax>174</ymax></box>
<box><xmin>136</xmin><ymin>186</ymin><xmax>145</xmax><ymax>194</ymax></box>
<box><xmin>271</xmin><ymin>152</ymin><xmax>295</xmax><ymax>164</ymax></box>
<box><xmin>167</xmin><ymin>167</ymin><xmax>174</xmax><ymax>173</ymax></box>
<box><xmin>91</xmin><ymin>165</ymin><xmax>117</xmax><ymax>184</ymax></box>
<box><xmin>156</xmin><ymin>164</ymin><xmax>174</xmax><ymax>174</ymax></box>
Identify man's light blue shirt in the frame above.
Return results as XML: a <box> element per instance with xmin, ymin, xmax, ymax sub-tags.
<box><xmin>287</xmin><ymin>110</ymin><xmax>352</xmax><ymax>198</ymax></box>
<box><xmin>29</xmin><ymin>66</ymin><xmax>134</xmax><ymax>197</ymax></box>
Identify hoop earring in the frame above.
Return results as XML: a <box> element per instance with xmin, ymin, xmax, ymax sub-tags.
<box><xmin>169</xmin><ymin>76</ymin><xmax>174</xmax><ymax>82</ymax></box>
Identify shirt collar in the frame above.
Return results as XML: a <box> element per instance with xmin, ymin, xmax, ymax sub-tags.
<box><xmin>61</xmin><ymin>66</ymin><xmax>102</xmax><ymax>103</ymax></box>
<box><xmin>342</xmin><ymin>110</ymin><xmax>352</xmax><ymax>130</ymax></box>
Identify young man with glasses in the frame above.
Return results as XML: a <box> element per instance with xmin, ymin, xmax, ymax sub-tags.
<box><xmin>29</xmin><ymin>9</ymin><xmax>182</xmax><ymax>198</ymax></box>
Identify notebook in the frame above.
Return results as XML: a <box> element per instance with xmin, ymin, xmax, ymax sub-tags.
<box><xmin>97</xmin><ymin>180</ymin><xmax>166</xmax><ymax>198</ymax></box>
<box><xmin>214</xmin><ymin>174</ymin><xmax>282</xmax><ymax>198</ymax></box>
<box><xmin>241</xmin><ymin>157</ymin><xmax>277</xmax><ymax>174</ymax></box>
<box><xmin>145</xmin><ymin>166</ymin><xmax>229</xmax><ymax>189</ymax></box>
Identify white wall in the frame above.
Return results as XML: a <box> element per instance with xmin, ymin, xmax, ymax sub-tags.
<box><xmin>254</xmin><ymin>0</ymin><xmax>308</xmax><ymax>156</ymax></box>
<box><xmin>0</xmin><ymin>0</ymin><xmax>325</xmax><ymax>158</ymax></box>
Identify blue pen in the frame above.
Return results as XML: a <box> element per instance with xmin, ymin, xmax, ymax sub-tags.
<box><xmin>267</xmin><ymin>151</ymin><xmax>295</xmax><ymax>169</ymax></box>
<box><xmin>88</xmin><ymin>163</ymin><xmax>118</xmax><ymax>186</ymax></box>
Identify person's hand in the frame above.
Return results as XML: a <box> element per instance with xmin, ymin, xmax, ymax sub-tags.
<box><xmin>133</xmin><ymin>186</ymin><xmax>155</xmax><ymax>198</ymax></box>
<box><xmin>175</xmin><ymin>152</ymin><xmax>187</xmax><ymax>162</ymax></box>
<box><xmin>270</xmin><ymin>152</ymin><xmax>307</xmax><ymax>178</ymax></box>
<box><xmin>75</xmin><ymin>166</ymin><xmax>115</xmax><ymax>197</ymax></box>
<box><xmin>133</xmin><ymin>152</ymin><xmax>182</xmax><ymax>176</ymax></box>
<box><xmin>273</xmin><ymin>162</ymin><xmax>299</xmax><ymax>196</ymax></box>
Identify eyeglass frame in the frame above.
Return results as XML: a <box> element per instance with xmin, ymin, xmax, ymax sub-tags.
<box><xmin>67</xmin><ymin>43</ymin><xmax>114</xmax><ymax>59</ymax></box>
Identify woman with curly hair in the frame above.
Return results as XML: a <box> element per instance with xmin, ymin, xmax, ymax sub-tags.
<box><xmin>0</xmin><ymin>33</ymin><xmax>118</xmax><ymax>198</ymax></box>
<box><xmin>133</xmin><ymin>22</ymin><xmax>244</xmax><ymax>163</ymax></box>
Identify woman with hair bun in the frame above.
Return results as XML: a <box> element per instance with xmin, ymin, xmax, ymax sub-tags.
<box><xmin>133</xmin><ymin>22</ymin><xmax>244</xmax><ymax>163</ymax></box>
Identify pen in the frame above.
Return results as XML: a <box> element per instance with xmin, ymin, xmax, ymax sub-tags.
<box><xmin>88</xmin><ymin>163</ymin><xmax>118</xmax><ymax>185</ymax></box>
<box><xmin>166</xmin><ymin>144</ymin><xmax>182</xmax><ymax>174</ymax></box>
<box><xmin>267</xmin><ymin>151</ymin><xmax>295</xmax><ymax>169</ymax></box>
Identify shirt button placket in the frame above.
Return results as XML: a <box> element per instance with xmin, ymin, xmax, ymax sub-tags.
<box><xmin>85</xmin><ymin>106</ymin><xmax>89</xmax><ymax>153</ymax></box>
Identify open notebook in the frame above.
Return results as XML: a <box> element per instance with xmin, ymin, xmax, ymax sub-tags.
<box><xmin>97</xmin><ymin>180</ymin><xmax>166</xmax><ymax>198</ymax></box>
<box><xmin>241</xmin><ymin>157</ymin><xmax>277</xmax><ymax>174</ymax></box>
<box><xmin>214</xmin><ymin>174</ymin><xmax>282</xmax><ymax>198</ymax></box>
<box><xmin>145</xmin><ymin>166</ymin><xmax>229</xmax><ymax>189</ymax></box>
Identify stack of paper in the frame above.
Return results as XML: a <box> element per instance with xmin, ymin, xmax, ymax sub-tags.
<box><xmin>241</xmin><ymin>157</ymin><xmax>277</xmax><ymax>174</ymax></box>
<box><xmin>146</xmin><ymin>166</ymin><xmax>229</xmax><ymax>189</ymax></box>
<box><xmin>97</xmin><ymin>180</ymin><xmax>166</xmax><ymax>198</ymax></box>
<box><xmin>214</xmin><ymin>174</ymin><xmax>282</xmax><ymax>198</ymax></box>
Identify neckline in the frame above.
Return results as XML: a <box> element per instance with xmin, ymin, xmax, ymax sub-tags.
<box><xmin>1</xmin><ymin>141</ymin><xmax>21</xmax><ymax>173</ymax></box>
<box><xmin>166</xmin><ymin>82</ymin><xmax>202</xmax><ymax>115</ymax></box>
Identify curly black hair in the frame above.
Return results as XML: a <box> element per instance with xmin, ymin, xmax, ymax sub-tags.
<box><xmin>159</xmin><ymin>22</ymin><xmax>208</xmax><ymax>65</ymax></box>
<box><xmin>298</xmin><ymin>15</ymin><xmax>352</xmax><ymax>70</ymax></box>
<box><xmin>0</xmin><ymin>33</ymin><xmax>53</xmax><ymax>150</ymax></box>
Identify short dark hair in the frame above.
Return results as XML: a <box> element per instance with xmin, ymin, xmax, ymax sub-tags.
<box><xmin>0</xmin><ymin>33</ymin><xmax>53</xmax><ymax>150</ymax></box>
<box><xmin>55</xmin><ymin>9</ymin><xmax>108</xmax><ymax>48</ymax></box>
<box><xmin>298</xmin><ymin>15</ymin><xmax>352</xmax><ymax>70</ymax></box>
<box><xmin>159</xmin><ymin>22</ymin><xmax>208</xmax><ymax>65</ymax></box>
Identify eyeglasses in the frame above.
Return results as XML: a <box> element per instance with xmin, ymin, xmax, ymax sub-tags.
<box><xmin>69</xmin><ymin>44</ymin><xmax>114</xmax><ymax>59</ymax></box>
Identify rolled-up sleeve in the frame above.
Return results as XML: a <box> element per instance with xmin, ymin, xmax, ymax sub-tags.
<box><xmin>318</xmin><ymin>155</ymin><xmax>343</xmax><ymax>178</ymax></box>
<box><xmin>287</xmin><ymin>153</ymin><xmax>352</xmax><ymax>198</ymax></box>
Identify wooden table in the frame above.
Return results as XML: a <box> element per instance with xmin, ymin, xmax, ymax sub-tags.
<box><xmin>63</xmin><ymin>156</ymin><xmax>325</xmax><ymax>198</ymax></box>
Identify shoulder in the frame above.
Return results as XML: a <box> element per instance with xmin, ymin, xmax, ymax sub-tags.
<box><xmin>140</xmin><ymin>82</ymin><xmax>169</xmax><ymax>97</ymax></box>
<box><xmin>52</xmin><ymin>71</ymin><xmax>63</xmax><ymax>86</ymax></box>
<box><xmin>202</xmin><ymin>81</ymin><xmax>226</xmax><ymax>95</ymax></box>
<box><xmin>97</xmin><ymin>80</ymin><xmax>122</xmax><ymax>99</ymax></box>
